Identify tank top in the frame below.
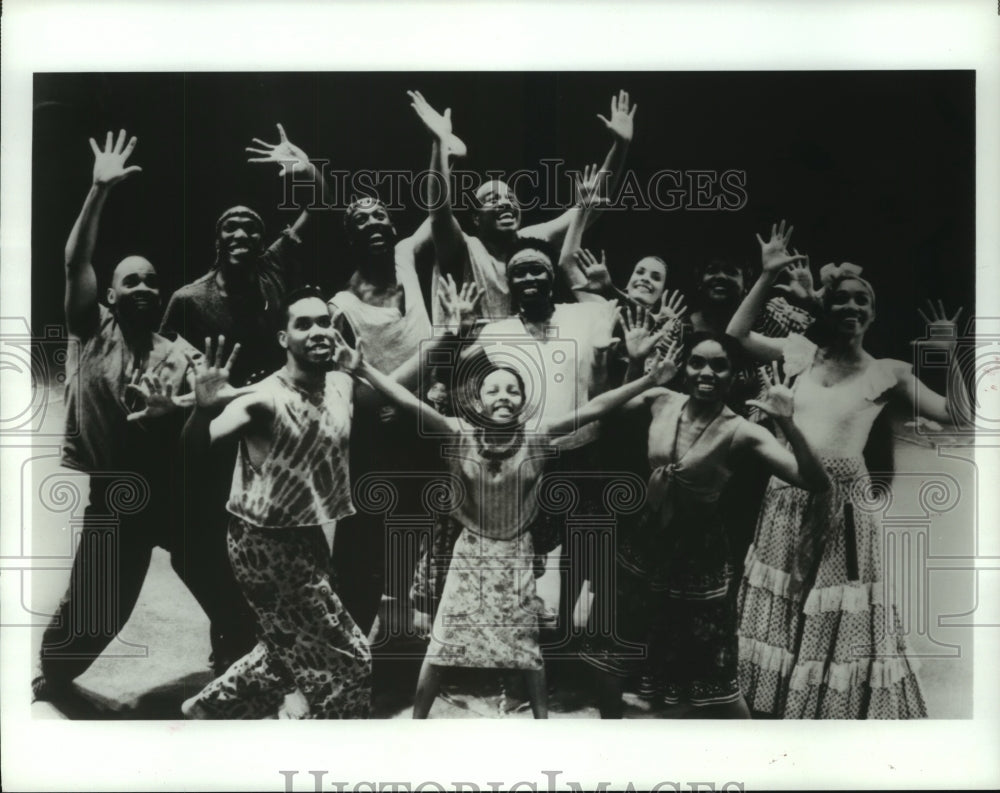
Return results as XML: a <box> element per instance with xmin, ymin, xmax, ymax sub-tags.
<box><xmin>227</xmin><ymin>369</ymin><xmax>356</xmax><ymax>528</ymax></box>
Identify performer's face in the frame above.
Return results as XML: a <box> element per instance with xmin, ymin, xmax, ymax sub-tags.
<box><xmin>107</xmin><ymin>256</ymin><xmax>161</xmax><ymax>326</ymax></box>
<box><xmin>477</xmin><ymin>369</ymin><xmax>525</xmax><ymax>423</ymax></box>
<box><xmin>218</xmin><ymin>215</ymin><xmax>263</xmax><ymax>267</ymax></box>
<box><xmin>700</xmin><ymin>260</ymin><xmax>745</xmax><ymax>303</ymax></box>
<box><xmin>685</xmin><ymin>339</ymin><xmax>734</xmax><ymax>402</ymax></box>
<box><xmin>826</xmin><ymin>278</ymin><xmax>875</xmax><ymax>337</ymax></box>
<box><xmin>474</xmin><ymin>181</ymin><xmax>521</xmax><ymax>236</ymax></box>
<box><xmin>280</xmin><ymin>297</ymin><xmax>336</xmax><ymax>370</ymax></box>
<box><xmin>626</xmin><ymin>257</ymin><xmax>667</xmax><ymax>307</ymax></box>
<box><xmin>507</xmin><ymin>253</ymin><xmax>553</xmax><ymax>307</ymax></box>
<box><xmin>345</xmin><ymin>202</ymin><xmax>397</xmax><ymax>254</ymax></box>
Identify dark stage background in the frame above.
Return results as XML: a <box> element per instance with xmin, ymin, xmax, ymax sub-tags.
<box><xmin>31</xmin><ymin>71</ymin><xmax>974</xmax><ymax>361</ymax></box>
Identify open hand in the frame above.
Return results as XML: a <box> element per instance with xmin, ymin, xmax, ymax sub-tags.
<box><xmin>756</xmin><ymin>220</ymin><xmax>807</xmax><ymax>274</ymax></box>
<box><xmin>185</xmin><ymin>335</ymin><xmax>251</xmax><ymax>410</ymax></box>
<box><xmin>652</xmin><ymin>289</ymin><xmax>688</xmax><ymax>324</ymax></box>
<box><xmin>773</xmin><ymin>252</ymin><xmax>818</xmax><ymax>303</ymax></box>
<box><xmin>246</xmin><ymin>123</ymin><xmax>312</xmax><ymax>177</ymax></box>
<box><xmin>407</xmin><ymin>90</ymin><xmax>467</xmax><ymax>157</ymax></box>
<box><xmin>746</xmin><ymin>362</ymin><xmax>795</xmax><ymax>419</ymax></box>
<box><xmin>622</xmin><ymin>303</ymin><xmax>669</xmax><ymax>361</ymax></box>
<box><xmin>574</xmin><ymin>162</ymin><xmax>609</xmax><ymax>211</ymax></box>
<box><xmin>331</xmin><ymin>330</ymin><xmax>362</xmax><ymax>374</ymax></box>
<box><xmin>438</xmin><ymin>274</ymin><xmax>482</xmax><ymax>337</ymax></box>
<box><xmin>647</xmin><ymin>339</ymin><xmax>681</xmax><ymax>386</ymax></box>
<box><xmin>125</xmin><ymin>368</ymin><xmax>188</xmax><ymax>422</ymax></box>
<box><xmin>916</xmin><ymin>299</ymin><xmax>963</xmax><ymax>350</ymax></box>
<box><xmin>572</xmin><ymin>249</ymin><xmax>613</xmax><ymax>295</ymax></box>
<box><xmin>597</xmin><ymin>89</ymin><xmax>637</xmax><ymax>143</ymax></box>
<box><xmin>90</xmin><ymin>130</ymin><xmax>143</xmax><ymax>188</ymax></box>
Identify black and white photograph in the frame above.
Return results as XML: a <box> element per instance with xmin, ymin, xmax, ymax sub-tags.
<box><xmin>2</xmin><ymin>1</ymin><xmax>999</xmax><ymax>791</ymax></box>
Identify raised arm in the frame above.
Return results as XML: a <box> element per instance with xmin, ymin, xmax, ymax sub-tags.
<box><xmin>332</xmin><ymin>331</ymin><xmax>458</xmax><ymax>436</ymax></box>
<box><xmin>557</xmin><ymin>164</ymin><xmax>608</xmax><ymax>294</ymax></box>
<box><xmin>387</xmin><ymin>276</ymin><xmax>482</xmax><ymax>390</ymax></box>
<box><xmin>740</xmin><ymin>364</ymin><xmax>830</xmax><ymax>492</ymax></box>
<box><xmin>408</xmin><ymin>90</ymin><xmax>468</xmax><ymax>279</ymax></box>
<box><xmin>526</xmin><ymin>90</ymin><xmax>635</xmax><ymax>245</ymax></box>
<box><xmin>726</xmin><ymin>220</ymin><xmax>807</xmax><ymax>362</ymax></box>
<box><xmin>893</xmin><ymin>301</ymin><xmax>972</xmax><ymax>426</ymax></box>
<box><xmin>546</xmin><ymin>341</ymin><xmax>679</xmax><ymax>436</ymax></box>
<box><xmin>65</xmin><ymin>130</ymin><xmax>143</xmax><ymax>337</ymax></box>
<box><xmin>246</xmin><ymin>123</ymin><xmax>326</xmax><ymax>241</ymax></box>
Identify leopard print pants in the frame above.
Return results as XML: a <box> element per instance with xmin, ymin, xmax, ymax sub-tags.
<box><xmin>188</xmin><ymin>517</ymin><xmax>372</xmax><ymax>718</ymax></box>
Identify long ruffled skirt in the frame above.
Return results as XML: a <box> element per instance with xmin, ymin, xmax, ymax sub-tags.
<box><xmin>737</xmin><ymin>457</ymin><xmax>926</xmax><ymax>719</ymax></box>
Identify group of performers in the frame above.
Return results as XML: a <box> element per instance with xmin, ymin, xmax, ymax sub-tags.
<box><xmin>32</xmin><ymin>88</ymin><xmax>970</xmax><ymax>720</ymax></box>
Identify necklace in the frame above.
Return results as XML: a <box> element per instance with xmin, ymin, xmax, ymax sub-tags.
<box><xmin>474</xmin><ymin>425</ymin><xmax>525</xmax><ymax>475</ymax></box>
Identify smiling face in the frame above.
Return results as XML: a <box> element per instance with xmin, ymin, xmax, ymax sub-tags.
<box><xmin>825</xmin><ymin>277</ymin><xmax>875</xmax><ymax>338</ymax></box>
<box><xmin>279</xmin><ymin>296</ymin><xmax>336</xmax><ymax>371</ymax></box>
<box><xmin>107</xmin><ymin>256</ymin><xmax>160</xmax><ymax>328</ymax></box>
<box><xmin>477</xmin><ymin>367</ymin><xmax>525</xmax><ymax>424</ymax></box>
<box><xmin>700</xmin><ymin>259</ymin><xmax>745</xmax><ymax>304</ymax></box>
<box><xmin>507</xmin><ymin>249</ymin><xmax>554</xmax><ymax>308</ymax></box>
<box><xmin>345</xmin><ymin>200</ymin><xmax>398</xmax><ymax>255</ymax></box>
<box><xmin>685</xmin><ymin>339</ymin><xmax>734</xmax><ymax>403</ymax></box>
<box><xmin>626</xmin><ymin>257</ymin><xmax>668</xmax><ymax>307</ymax></box>
<box><xmin>218</xmin><ymin>214</ymin><xmax>264</xmax><ymax>268</ymax></box>
<box><xmin>473</xmin><ymin>181</ymin><xmax>521</xmax><ymax>238</ymax></box>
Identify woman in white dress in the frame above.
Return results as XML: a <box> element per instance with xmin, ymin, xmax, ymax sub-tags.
<box><xmin>727</xmin><ymin>220</ymin><xmax>969</xmax><ymax>718</ymax></box>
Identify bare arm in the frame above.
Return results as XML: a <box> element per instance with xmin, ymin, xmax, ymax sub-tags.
<box><xmin>356</xmin><ymin>358</ymin><xmax>458</xmax><ymax>436</ymax></box>
<box><xmin>557</xmin><ymin>164</ymin><xmax>607</xmax><ymax>293</ymax></box>
<box><xmin>408</xmin><ymin>91</ymin><xmax>468</xmax><ymax>279</ymax></box>
<box><xmin>246</xmin><ymin>123</ymin><xmax>326</xmax><ymax>241</ymax></box>
<box><xmin>727</xmin><ymin>220</ymin><xmax>807</xmax><ymax>362</ymax></box>
<box><xmin>527</xmin><ymin>90</ymin><xmax>636</xmax><ymax>245</ymax></box>
<box><xmin>741</xmin><ymin>365</ymin><xmax>829</xmax><ymax>492</ymax></box>
<box><xmin>65</xmin><ymin>130</ymin><xmax>143</xmax><ymax>337</ymax></box>
<box><xmin>546</xmin><ymin>343</ymin><xmax>679</xmax><ymax>437</ymax></box>
<box><xmin>893</xmin><ymin>301</ymin><xmax>971</xmax><ymax>425</ymax></box>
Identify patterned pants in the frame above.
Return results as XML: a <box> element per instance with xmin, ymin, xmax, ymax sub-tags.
<box><xmin>189</xmin><ymin>517</ymin><xmax>372</xmax><ymax>718</ymax></box>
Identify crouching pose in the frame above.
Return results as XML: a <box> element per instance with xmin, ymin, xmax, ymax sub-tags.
<box><xmin>181</xmin><ymin>288</ymin><xmax>371</xmax><ymax>719</ymax></box>
<box><xmin>333</xmin><ymin>330</ymin><xmax>679</xmax><ymax>718</ymax></box>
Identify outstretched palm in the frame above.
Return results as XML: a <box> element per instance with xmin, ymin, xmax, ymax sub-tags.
<box><xmin>622</xmin><ymin>304</ymin><xmax>667</xmax><ymax>360</ymax></box>
<box><xmin>407</xmin><ymin>90</ymin><xmax>467</xmax><ymax>157</ymax></box>
<box><xmin>648</xmin><ymin>340</ymin><xmax>680</xmax><ymax>386</ymax></box>
<box><xmin>90</xmin><ymin>130</ymin><xmax>143</xmax><ymax>187</ymax></box>
<box><xmin>746</xmin><ymin>363</ymin><xmax>794</xmax><ymax>418</ymax></box>
<box><xmin>572</xmin><ymin>249</ymin><xmax>613</xmax><ymax>294</ymax></box>
<box><xmin>185</xmin><ymin>336</ymin><xmax>250</xmax><ymax>409</ymax></box>
<box><xmin>756</xmin><ymin>219</ymin><xmax>807</xmax><ymax>274</ymax></box>
<box><xmin>597</xmin><ymin>89</ymin><xmax>637</xmax><ymax>143</ymax></box>
<box><xmin>438</xmin><ymin>274</ymin><xmax>482</xmax><ymax>337</ymax></box>
<box><xmin>246</xmin><ymin>123</ymin><xmax>311</xmax><ymax>176</ymax></box>
<box><xmin>125</xmin><ymin>368</ymin><xmax>188</xmax><ymax>422</ymax></box>
<box><xmin>331</xmin><ymin>330</ymin><xmax>362</xmax><ymax>374</ymax></box>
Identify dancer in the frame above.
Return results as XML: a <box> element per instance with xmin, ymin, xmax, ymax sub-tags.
<box><xmin>336</xmin><ymin>331</ymin><xmax>680</xmax><ymax>718</ymax></box>
<box><xmin>181</xmin><ymin>288</ymin><xmax>371</xmax><ymax>719</ymax></box>
<box><xmin>729</xmin><ymin>220</ymin><xmax>969</xmax><ymax>718</ymax></box>
<box><xmin>581</xmin><ymin>332</ymin><xmax>830</xmax><ymax>718</ymax></box>
<box><xmin>33</xmin><ymin>130</ymin><xmax>208</xmax><ymax>701</ymax></box>
<box><xmin>409</xmin><ymin>89</ymin><xmax>636</xmax><ymax>319</ymax></box>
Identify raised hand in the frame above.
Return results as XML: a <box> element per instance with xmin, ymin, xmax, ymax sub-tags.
<box><xmin>652</xmin><ymin>289</ymin><xmax>688</xmax><ymax>324</ymax></box>
<box><xmin>574</xmin><ymin>162</ymin><xmax>609</xmax><ymax>211</ymax></box>
<box><xmin>90</xmin><ymin>130</ymin><xmax>143</xmax><ymax>188</ymax></box>
<box><xmin>648</xmin><ymin>339</ymin><xmax>681</xmax><ymax>386</ymax></box>
<box><xmin>916</xmin><ymin>299</ymin><xmax>964</xmax><ymax>349</ymax></box>
<box><xmin>746</xmin><ymin>362</ymin><xmax>795</xmax><ymax>419</ymax></box>
<box><xmin>437</xmin><ymin>274</ymin><xmax>483</xmax><ymax>337</ymax></box>
<box><xmin>756</xmin><ymin>220</ymin><xmax>807</xmax><ymax>274</ymax></box>
<box><xmin>125</xmin><ymin>368</ymin><xmax>189</xmax><ymax>422</ymax></box>
<box><xmin>407</xmin><ymin>90</ymin><xmax>468</xmax><ymax>158</ymax></box>
<box><xmin>593</xmin><ymin>300</ymin><xmax>622</xmax><ymax>353</ymax></box>
<box><xmin>572</xmin><ymin>249</ymin><xmax>613</xmax><ymax>295</ymax></box>
<box><xmin>331</xmin><ymin>330</ymin><xmax>362</xmax><ymax>374</ymax></box>
<box><xmin>622</xmin><ymin>303</ymin><xmax>668</xmax><ymax>361</ymax></box>
<box><xmin>773</xmin><ymin>251</ymin><xmax>819</xmax><ymax>303</ymax></box>
<box><xmin>246</xmin><ymin>123</ymin><xmax>312</xmax><ymax>177</ymax></box>
<box><xmin>185</xmin><ymin>336</ymin><xmax>250</xmax><ymax>410</ymax></box>
<box><xmin>597</xmin><ymin>89</ymin><xmax>637</xmax><ymax>144</ymax></box>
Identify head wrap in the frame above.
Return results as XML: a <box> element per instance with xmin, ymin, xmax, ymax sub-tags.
<box><xmin>215</xmin><ymin>205</ymin><xmax>265</xmax><ymax>239</ymax></box>
<box><xmin>506</xmin><ymin>247</ymin><xmax>555</xmax><ymax>279</ymax></box>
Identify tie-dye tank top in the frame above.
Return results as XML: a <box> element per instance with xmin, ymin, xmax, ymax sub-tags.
<box><xmin>227</xmin><ymin>368</ymin><xmax>356</xmax><ymax>528</ymax></box>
